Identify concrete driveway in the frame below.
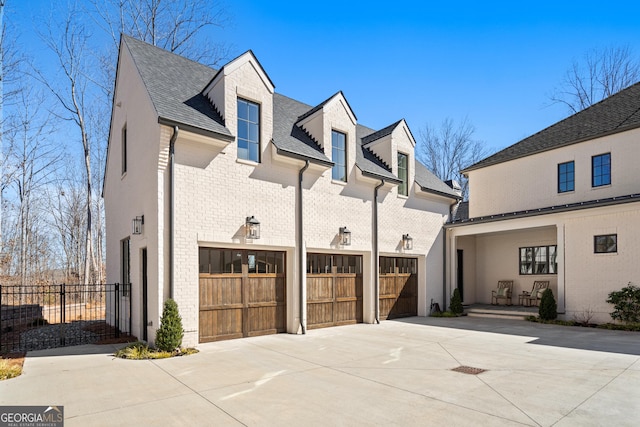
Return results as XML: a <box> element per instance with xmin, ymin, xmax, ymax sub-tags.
<box><xmin>1</xmin><ymin>317</ymin><xmax>639</xmax><ymax>426</ymax></box>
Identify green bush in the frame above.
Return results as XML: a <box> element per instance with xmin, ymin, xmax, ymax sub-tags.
<box><xmin>538</xmin><ymin>288</ymin><xmax>557</xmax><ymax>321</ymax></box>
<box><xmin>449</xmin><ymin>288</ymin><xmax>463</xmax><ymax>315</ymax></box>
<box><xmin>606</xmin><ymin>283</ymin><xmax>640</xmax><ymax>323</ymax></box>
<box><xmin>155</xmin><ymin>299</ymin><xmax>184</xmax><ymax>352</ymax></box>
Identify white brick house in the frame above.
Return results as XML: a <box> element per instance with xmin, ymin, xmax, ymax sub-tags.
<box><xmin>104</xmin><ymin>36</ymin><xmax>461</xmax><ymax>346</ymax></box>
<box><xmin>445</xmin><ymin>82</ymin><xmax>640</xmax><ymax>323</ymax></box>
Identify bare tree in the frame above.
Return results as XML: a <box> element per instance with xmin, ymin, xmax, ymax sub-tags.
<box><xmin>3</xmin><ymin>88</ymin><xmax>60</xmax><ymax>287</ymax></box>
<box><xmin>34</xmin><ymin>6</ymin><xmax>98</xmax><ymax>286</ymax></box>
<box><xmin>417</xmin><ymin>117</ymin><xmax>488</xmax><ymax>200</ymax></box>
<box><xmin>550</xmin><ymin>46</ymin><xmax>640</xmax><ymax>114</ymax></box>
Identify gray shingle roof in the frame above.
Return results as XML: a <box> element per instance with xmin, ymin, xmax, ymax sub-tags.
<box><xmin>415</xmin><ymin>162</ymin><xmax>462</xmax><ymax>199</ymax></box>
<box><xmin>464</xmin><ymin>81</ymin><xmax>640</xmax><ymax>172</ymax></box>
<box><xmin>121</xmin><ymin>36</ymin><xmax>458</xmax><ymax>199</ymax></box>
<box><xmin>122</xmin><ymin>35</ymin><xmax>232</xmax><ymax>139</ymax></box>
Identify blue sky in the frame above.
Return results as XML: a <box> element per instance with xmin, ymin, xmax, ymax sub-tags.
<box><xmin>11</xmin><ymin>0</ymin><xmax>640</xmax><ymax>155</ymax></box>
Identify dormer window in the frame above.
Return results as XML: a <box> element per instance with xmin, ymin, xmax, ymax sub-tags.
<box><xmin>331</xmin><ymin>130</ymin><xmax>347</xmax><ymax>182</ymax></box>
<box><xmin>398</xmin><ymin>152</ymin><xmax>408</xmax><ymax>196</ymax></box>
<box><xmin>237</xmin><ymin>98</ymin><xmax>260</xmax><ymax>162</ymax></box>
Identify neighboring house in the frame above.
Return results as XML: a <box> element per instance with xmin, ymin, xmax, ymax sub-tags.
<box><xmin>445</xmin><ymin>82</ymin><xmax>640</xmax><ymax>323</ymax></box>
<box><xmin>104</xmin><ymin>36</ymin><xmax>461</xmax><ymax>346</ymax></box>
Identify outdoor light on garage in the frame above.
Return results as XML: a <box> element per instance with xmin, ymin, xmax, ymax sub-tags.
<box><xmin>402</xmin><ymin>234</ymin><xmax>413</xmax><ymax>250</ymax></box>
<box><xmin>246</xmin><ymin>216</ymin><xmax>261</xmax><ymax>239</ymax></box>
<box><xmin>132</xmin><ymin>215</ymin><xmax>144</xmax><ymax>235</ymax></box>
<box><xmin>339</xmin><ymin>227</ymin><xmax>351</xmax><ymax>246</ymax></box>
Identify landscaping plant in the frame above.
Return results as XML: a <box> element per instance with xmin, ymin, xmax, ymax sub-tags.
<box><xmin>538</xmin><ymin>288</ymin><xmax>557</xmax><ymax>321</ymax></box>
<box><xmin>450</xmin><ymin>288</ymin><xmax>464</xmax><ymax>315</ymax></box>
<box><xmin>155</xmin><ymin>299</ymin><xmax>184</xmax><ymax>352</ymax></box>
<box><xmin>606</xmin><ymin>283</ymin><xmax>640</xmax><ymax>323</ymax></box>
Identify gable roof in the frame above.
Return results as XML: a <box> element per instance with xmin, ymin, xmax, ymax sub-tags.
<box><xmin>122</xmin><ymin>35</ymin><xmax>233</xmax><ymax>140</ymax></box>
<box><xmin>118</xmin><ymin>36</ymin><xmax>458</xmax><ymax>199</ymax></box>
<box><xmin>464</xmin><ymin>81</ymin><xmax>640</xmax><ymax>172</ymax></box>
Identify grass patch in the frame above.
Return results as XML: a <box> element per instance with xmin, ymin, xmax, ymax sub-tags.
<box><xmin>114</xmin><ymin>342</ymin><xmax>198</xmax><ymax>360</ymax></box>
<box><xmin>0</xmin><ymin>353</ymin><xmax>25</xmax><ymax>381</ymax></box>
<box><xmin>430</xmin><ymin>311</ymin><xmax>464</xmax><ymax>318</ymax></box>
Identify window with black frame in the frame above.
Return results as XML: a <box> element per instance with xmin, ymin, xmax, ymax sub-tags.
<box><xmin>594</xmin><ymin>234</ymin><xmax>617</xmax><ymax>254</ymax></box>
<box><xmin>519</xmin><ymin>245</ymin><xmax>557</xmax><ymax>275</ymax></box>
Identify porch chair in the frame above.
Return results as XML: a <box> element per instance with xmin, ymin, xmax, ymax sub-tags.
<box><xmin>491</xmin><ymin>280</ymin><xmax>513</xmax><ymax>306</ymax></box>
<box><xmin>522</xmin><ymin>281</ymin><xmax>549</xmax><ymax>306</ymax></box>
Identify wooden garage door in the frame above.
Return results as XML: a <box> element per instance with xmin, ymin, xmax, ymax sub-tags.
<box><xmin>198</xmin><ymin>248</ymin><xmax>286</xmax><ymax>342</ymax></box>
<box><xmin>307</xmin><ymin>254</ymin><xmax>363</xmax><ymax>329</ymax></box>
<box><xmin>379</xmin><ymin>257</ymin><xmax>417</xmax><ymax>320</ymax></box>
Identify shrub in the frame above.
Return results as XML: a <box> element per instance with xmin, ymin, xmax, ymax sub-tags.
<box><xmin>449</xmin><ymin>288</ymin><xmax>463</xmax><ymax>315</ymax></box>
<box><xmin>606</xmin><ymin>283</ymin><xmax>640</xmax><ymax>323</ymax></box>
<box><xmin>155</xmin><ymin>299</ymin><xmax>184</xmax><ymax>352</ymax></box>
<box><xmin>538</xmin><ymin>288</ymin><xmax>557</xmax><ymax>321</ymax></box>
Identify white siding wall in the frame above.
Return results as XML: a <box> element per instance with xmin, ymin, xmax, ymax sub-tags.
<box><xmin>105</xmin><ymin>46</ymin><xmax>163</xmax><ymax>342</ymax></box>
<box><xmin>467</xmin><ymin>127</ymin><xmax>640</xmax><ymax>218</ymax></box>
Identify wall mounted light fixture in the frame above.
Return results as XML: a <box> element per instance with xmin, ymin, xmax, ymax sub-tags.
<box><xmin>132</xmin><ymin>216</ymin><xmax>144</xmax><ymax>235</ymax></box>
<box><xmin>339</xmin><ymin>226</ymin><xmax>351</xmax><ymax>246</ymax></box>
<box><xmin>246</xmin><ymin>216</ymin><xmax>261</xmax><ymax>239</ymax></box>
<box><xmin>402</xmin><ymin>234</ymin><xmax>413</xmax><ymax>250</ymax></box>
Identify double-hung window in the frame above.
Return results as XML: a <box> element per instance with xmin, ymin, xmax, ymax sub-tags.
<box><xmin>592</xmin><ymin>153</ymin><xmax>611</xmax><ymax>187</ymax></box>
<box><xmin>237</xmin><ymin>98</ymin><xmax>260</xmax><ymax>162</ymax></box>
<box><xmin>557</xmin><ymin>161</ymin><xmax>574</xmax><ymax>193</ymax></box>
<box><xmin>398</xmin><ymin>152</ymin><xmax>408</xmax><ymax>196</ymax></box>
<box><xmin>331</xmin><ymin>130</ymin><xmax>347</xmax><ymax>182</ymax></box>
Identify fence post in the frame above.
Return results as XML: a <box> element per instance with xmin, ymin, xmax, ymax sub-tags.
<box><xmin>115</xmin><ymin>283</ymin><xmax>120</xmax><ymax>338</ymax></box>
<box><xmin>60</xmin><ymin>284</ymin><xmax>66</xmax><ymax>347</ymax></box>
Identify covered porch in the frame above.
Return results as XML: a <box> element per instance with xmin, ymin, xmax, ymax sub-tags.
<box><xmin>445</xmin><ymin>215</ymin><xmax>566</xmax><ymax>315</ymax></box>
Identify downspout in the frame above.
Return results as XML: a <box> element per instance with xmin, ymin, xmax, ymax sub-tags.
<box><xmin>373</xmin><ymin>179</ymin><xmax>385</xmax><ymax>324</ymax></box>
<box><xmin>298</xmin><ymin>160</ymin><xmax>310</xmax><ymax>334</ymax></box>
<box><xmin>169</xmin><ymin>126</ymin><xmax>179</xmax><ymax>299</ymax></box>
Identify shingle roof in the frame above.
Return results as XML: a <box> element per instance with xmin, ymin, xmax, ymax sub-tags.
<box><xmin>415</xmin><ymin>162</ymin><xmax>462</xmax><ymax>199</ymax></box>
<box><xmin>272</xmin><ymin>94</ymin><xmax>332</xmax><ymax>165</ymax></box>
<box><xmin>122</xmin><ymin>35</ymin><xmax>232</xmax><ymax>139</ymax></box>
<box><xmin>464</xmin><ymin>81</ymin><xmax>640</xmax><ymax>172</ymax></box>
<box><xmin>120</xmin><ymin>36</ymin><xmax>458</xmax><ymax>199</ymax></box>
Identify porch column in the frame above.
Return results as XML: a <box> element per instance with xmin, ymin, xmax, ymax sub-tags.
<box><xmin>556</xmin><ymin>223</ymin><xmax>566</xmax><ymax>314</ymax></box>
<box><xmin>446</xmin><ymin>230</ymin><xmax>457</xmax><ymax>311</ymax></box>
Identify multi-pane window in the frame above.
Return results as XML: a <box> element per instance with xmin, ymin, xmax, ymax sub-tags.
<box><xmin>199</xmin><ymin>248</ymin><xmax>285</xmax><ymax>274</ymax></box>
<box><xmin>592</xmin><ymin>153</ymin><xmax>611</xmax><ymax>187</ymax></box>
<box><xmin>331</xmin><ymin>130</ymin><xmax>347</xmax><ymax>181</ymax></box>
<box><xmin>594</xmin><ymin>234</ymin><xmax>617</xmax><ymax>254</ymax></box>
<box><xmin>307</xmin><ymin>253</ymin><xmax>362</xmax><ymax>274</ymax></box>
<box><xmin>379</xmin><ymin>257</ymin><xmax>417</xmax><ymax>274</ymax></box>
<box><xmin>398</xmin><ymin>152</ymin><xmax>408</xmax><ymax>196</ymax></box>
<box><xmin>121</xmin><ymin>125</ymin><xmax>127</xmax><ymax>175</ymax></box>
<box><xmin>120</xmin><ymin>237</ymin><xmax>130</xmax><ymax>296</ymax></box>
<box><xmin>519</xmin><ymin>245</ymin><xmax>557</xmax><ymax>275</ymax></box>
<box><xmin>237</xmin><ymin>98</ymin><xmax>260</xmax><ymax>162</ymax></box>
<box><xmin>557</xmin><ymin>161</ymin><xmax>574</xmax><ymax>193</ymax></box>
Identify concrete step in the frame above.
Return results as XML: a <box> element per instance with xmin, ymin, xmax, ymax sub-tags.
<box><xmin>466</xmin><ymin>307</ymin><xmax>535</xmax><ymax>320</ymax></box>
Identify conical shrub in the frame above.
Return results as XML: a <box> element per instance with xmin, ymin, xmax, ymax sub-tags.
<box><xmin>539</xmin><ymin>288</ymin><xmax>557</xmax><ymax>321</ymax></box>
<box><xmin>155</xmin><ymin>299</ymin><xmax>184</xmax><ymax>352</ymax></box>
<box><xmin>450</xmin><ymin>288</ymin><xmax>464</xmax><ymax>315</ymax></box>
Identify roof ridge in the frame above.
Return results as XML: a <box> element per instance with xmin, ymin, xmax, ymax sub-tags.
<box><xmin>122</xmin><ymin>34</ymin><xmax>217</xmax><ymax>73</ymax></box>
<box><xmin>362</xmin><ymin>119</ymin><xmax>403</xmax><ymax>145</ymax></box>
<box><xmin>296</xmin><ymin>91</ymin><xmax>344</xmax><ymax>123</ymax></box>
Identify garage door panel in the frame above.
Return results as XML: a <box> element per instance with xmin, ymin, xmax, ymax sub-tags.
<box><xmin>379</xmin><ymin>257</ymin><xmax>417</xmax><ymax>320</ymax></box>
<box><xmin>307</xmin><ymin>255</ymin><xmax>363</xmax><ymax>329</ymax></box>
<box><xmin>199</xmin><ymin>249</ymin><xmax>286</xmax><ymax>342</ymax></box>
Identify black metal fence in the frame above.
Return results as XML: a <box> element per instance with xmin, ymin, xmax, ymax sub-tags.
<box><xmin>1</xmin><ymin>283</ymin><xmax>132</xmax><ymax>353</ymax></box>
